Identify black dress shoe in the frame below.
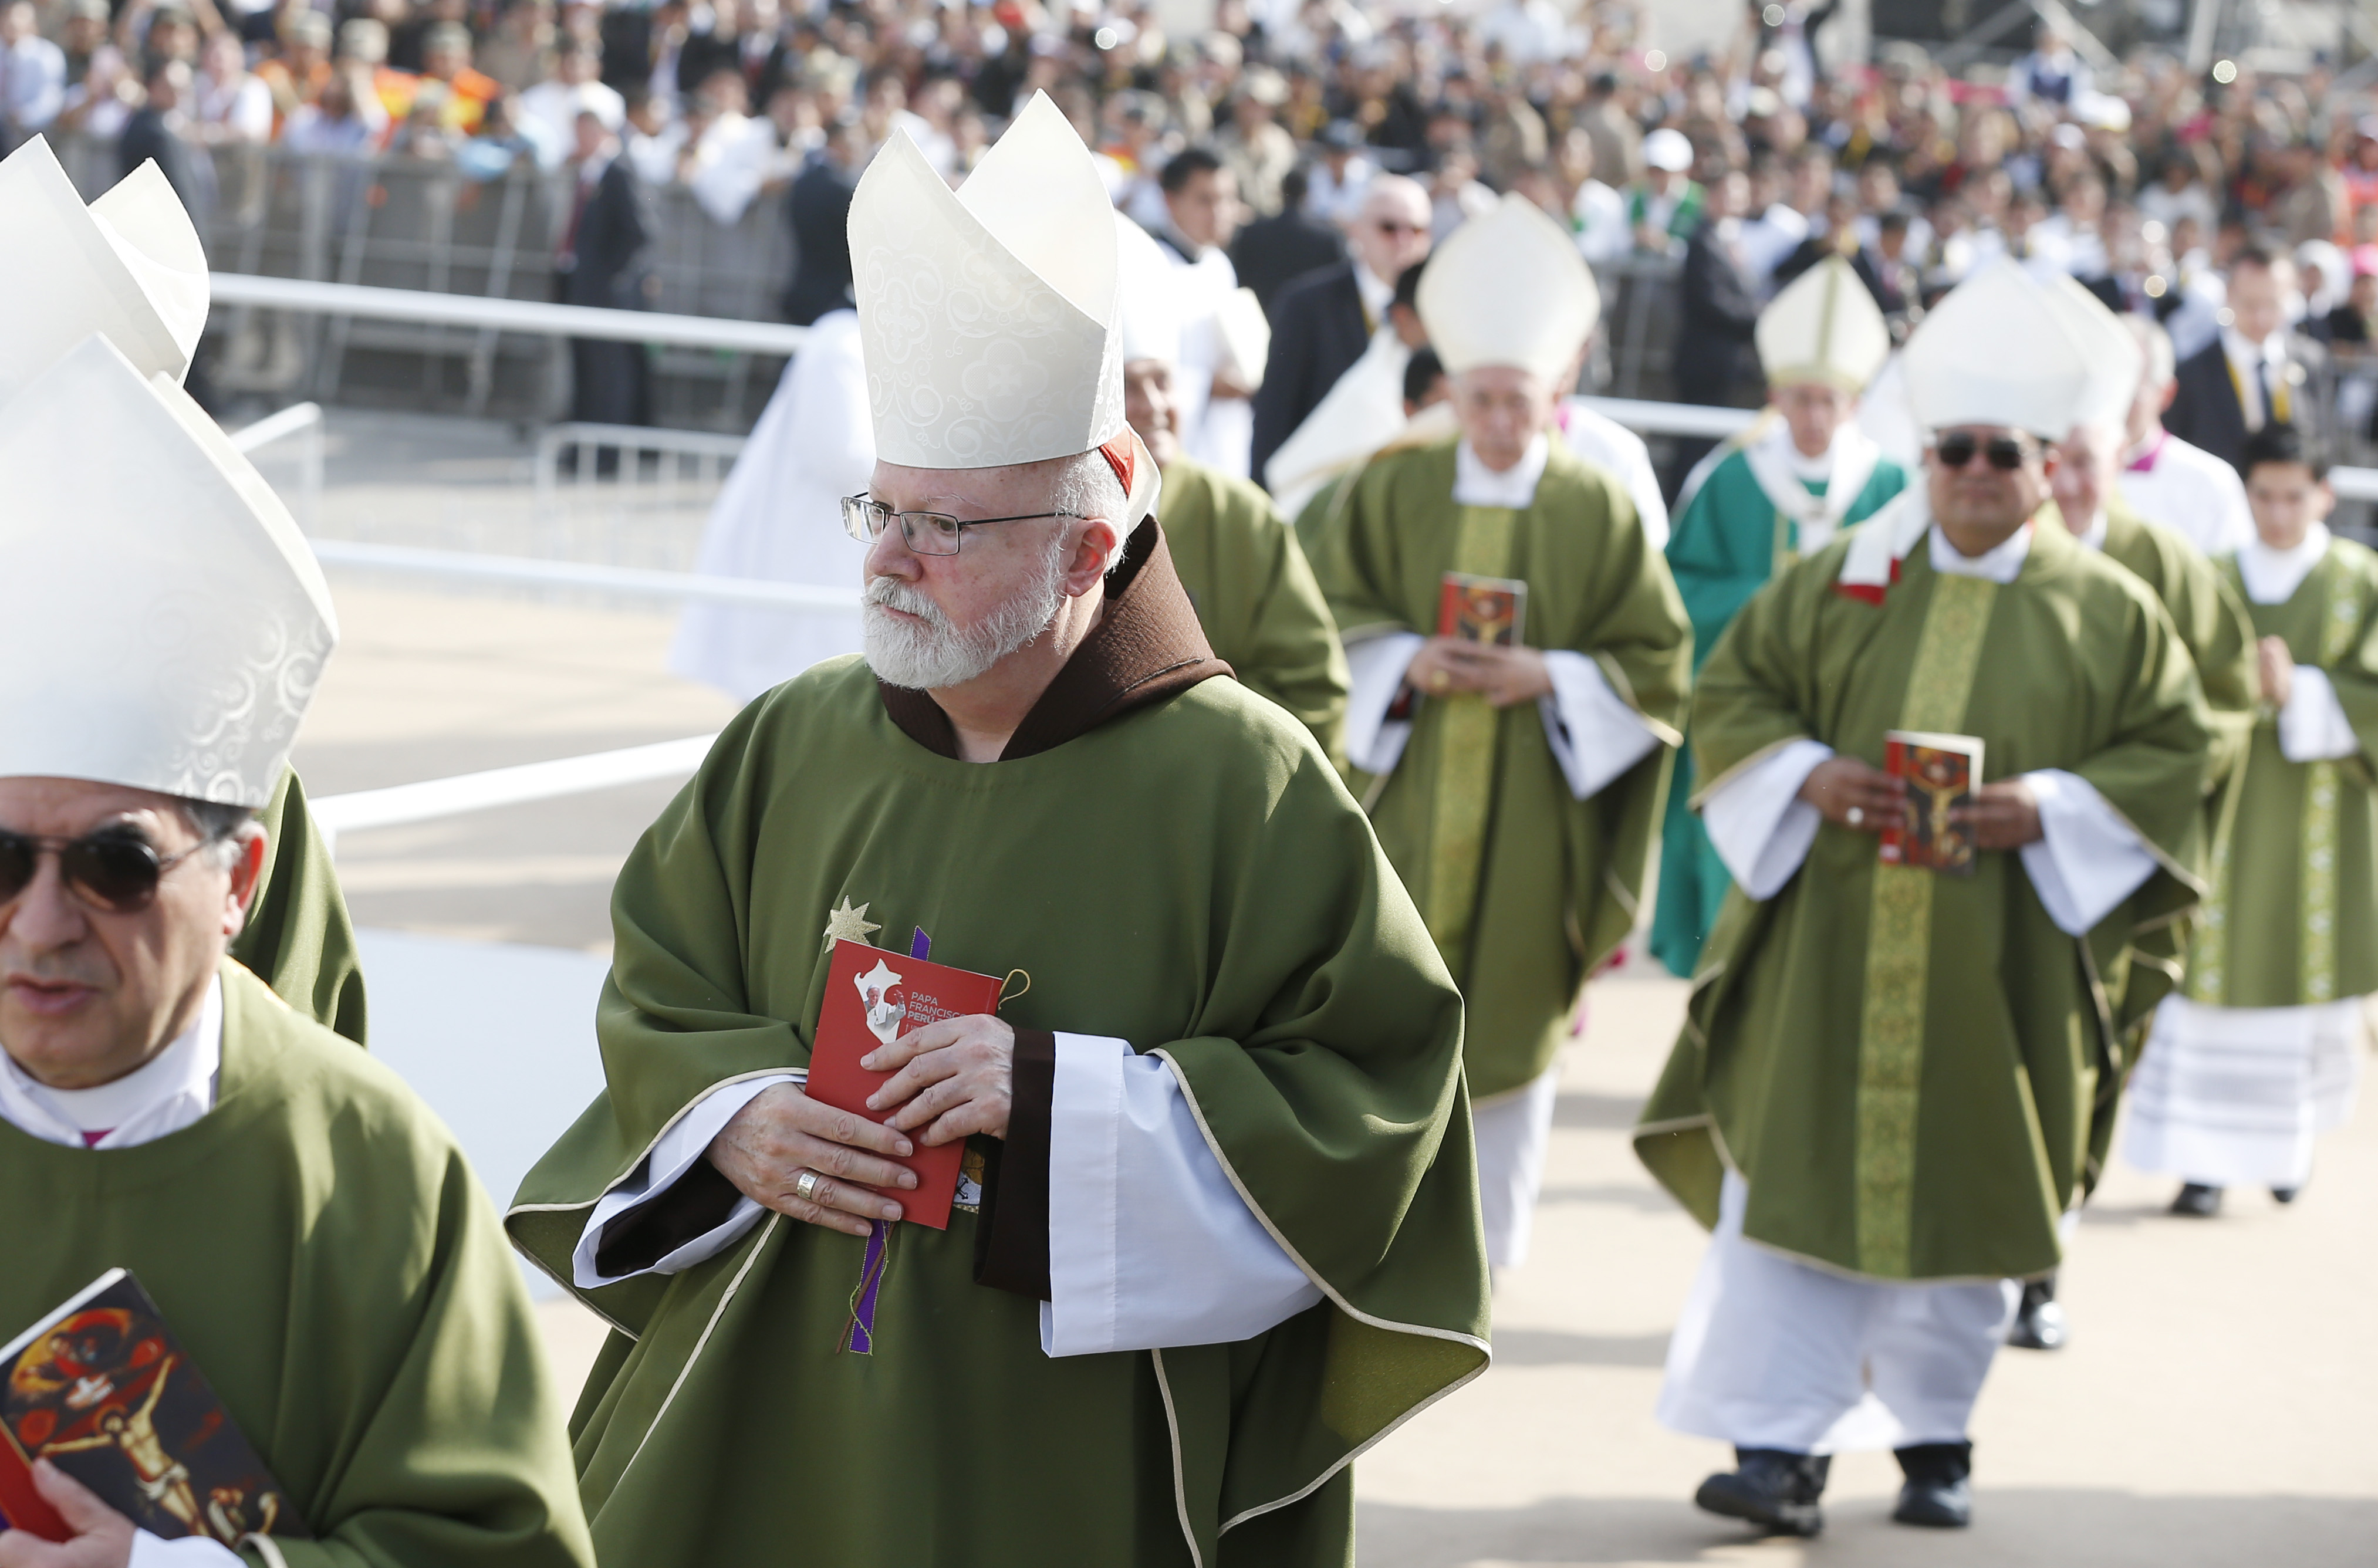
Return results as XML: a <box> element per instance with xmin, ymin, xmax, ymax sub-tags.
<box><xmin>2271</xmin><ymin>1184</ymin><xmax>2302</xmax><ymax>1204</ymax></box>
<box><xmin>1694</xmin><ymin>1448</ymin><xmax>1828</xmax><ymax>1537</ymax></box>
<box><xmin>2170</xmin><ymin>1182</ymin><xmax>2223</xmax><ymax>1217</ymax></box>
<box><xmin>2007</xmin><ymin>1273</ymin><xmax>2068</xmax><ymax>1351</ymax></box>
<box><xmin>1893</xmin><ymin>1441</ymin><xmax>1973</xmax><ymax>1529</ymax></box>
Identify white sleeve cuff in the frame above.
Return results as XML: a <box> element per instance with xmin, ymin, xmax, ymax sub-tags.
<box><xmin>2280</xmin><ymin>666</ymin><xmax>2360</xmax><ymax>762</ymax></box>
<box><xmin>1536</xmin><ymin>650</ymin><xmax>1664</xmax><ymax>800</ymax></box>
<box><xmin>1342</xmin><ymin>630</ymin><xmax>1425</xmax><ymax>776</ymax></box>
<box><xmin>570</xmin><ymin>1072</ymin><xmax>801</xmax><ymax>1288</ymax></box>
<box><xmin>1042</xmin><ymin>1034</ymin><xmax>1322</xmax><ymax>1359</ymax></box>
<box><xmin>1700</xmin><ymin>738</ymin><xmax>1833</xmax><ymax>898</ymax></box>
<box><xmin>2017</xmin><ymin>769</ymin><xmax>2160</xmax><ymax>936</ymax></box>
<box><xmin>129</xmin><ymin>1530</ymin><xmax>244</xmax><ymax>1567</ymax></box>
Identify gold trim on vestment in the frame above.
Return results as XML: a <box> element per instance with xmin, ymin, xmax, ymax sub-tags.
<box><xmin>1421</xmin><ymin>504</ymin><xmax>1518</xmax><ymax>975</ymax></box>
<box><xmin>1855</xmin><ymin>570</ymin><xmax>1997</xmax><ymax>1278</ymax></box>
<box><xmin>2303</xmin><ymin>567</ymin><xmax>2362</xmax><ymax>1001</ymax></box>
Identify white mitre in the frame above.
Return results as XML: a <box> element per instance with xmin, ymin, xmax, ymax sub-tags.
<box><xmin>1901</xmin><ymin>259</ymin><xmax>2094</xmax><ymax>439</ymax></box>
<box><xmin>1417</xmin><ymin>194</ymin><xmax>1602</xmax><ymax>384</ymax></box>
<box><xmin>1756</xmin><ymin>256</ymin><xmax>1890</xmax><ymax>392</ymax></box>
<box><xmin>0</xmin><ymin>336</ymin><xmax>337</xmax><ymax>807</ymax></box>
<box><xmin>2037</xmin><ymin>275</ymin><xmax>2146</xmax><ymax>435</ymax></box>
<box><xmin>1113</xmin><ymin>211</ymin><xmax>1184</xmax><ymax>369</ymax></box>
<box><xmin>850</xmin><ymin>92</ymin><xmax>1158</xmax><ymax>523</ymax></box>
<box><xmin>0</xmin><ymin>136</ymin><xmax>210</xmax><ymax>408</ymax></box>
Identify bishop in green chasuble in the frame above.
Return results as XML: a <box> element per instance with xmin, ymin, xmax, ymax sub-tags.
<box><xmin>508</xmin><ymin>97</ymin><xmax>1488</xmax><ymax>1568</ymax></box>
<box><xmin>1312</xmin><ymin>195</ymin><xmax>1690</xmax><ymax>1272</ymax></box>
<box><xmin>2125</xmin><ymin>437</ymin><xmax>2375</xmax><ymax>1203</ymax></box>
<box><xmin>1653</xmin><ymin>257</ymin><xmax>1906</xmax><ymax>979</ymax></box>
<box><xmin>1633</xmin><ymin>262</ymin><xmax>2213</xmax><ymax>1532</ymax></box>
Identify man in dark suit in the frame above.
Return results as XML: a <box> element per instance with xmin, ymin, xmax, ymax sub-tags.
<box><xmin>674</xmin><ymin>0</ymin><xmax>789</xmax><ymax>109</ymax></box>
<box><xmin>556</xmin><ymin>109</ymin><xmax>653</xmax><ymax>470</ymax></box>
<box><xmin>781</xmin><ymin>117</ymin><xmax>863</xmax><ymax>326</ymax></box>
<box><xmin>1668</xmin><ymin>167</ymin><xmax>1762</xmax><ymax>490</ymax></box>
<box><xmin>1249</xmin><ymin>172</ymin><xmax>1431</xmax><ymax>488</ymax></box>
<box><xmin>1230</xmin><ymin>166</ymin><xmax>1348</xmax><ymax>311</ymax></box>
<box><xmin>2165</xmin><ymin>245</ymin><xmax>2329</xmax><ymax>474</ymax></box>
<box><xmin>118</xmin><ymin>58</ymin><xmax>198</xmax><ymax>207</ymax></box>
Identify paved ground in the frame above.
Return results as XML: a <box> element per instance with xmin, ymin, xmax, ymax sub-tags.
<box><xmin>291</xmin><ymin>414</ymin><xmax>2376</xmax><ymax>1564</ymax></box>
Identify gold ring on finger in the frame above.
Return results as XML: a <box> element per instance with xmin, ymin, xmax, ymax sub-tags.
<box><xmin>1846</xmin><ymin>806</ymin><xmax>1864</xmax><ymax>828</ymax></box>
<box><xmin>793</xmin><ymin>1170</ymin><xmax>825</xmax><ymax>1205</ymax></box>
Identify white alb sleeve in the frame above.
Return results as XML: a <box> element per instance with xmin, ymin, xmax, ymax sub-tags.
<box><xmin>129</xmin><ymin>1530</ymin><xmax>242</xmax><ymax>1567</ymax></box>
<box><xmin>1537</xmin><ymin>651</ymin><xmax>1663</xmax><ymax>800</ymax></box>
<box><xmin>570</xmin><ymin>1072</ymin><xmax>801</xmax><ymax>1288</ymax></box>
<box><xmin>1700</xmin><ymin>739</ymin><xmax>1833</xmax><ymax>898</ymax></box>
<box><xmin>2279</xmin><ymin>666</ymin><xmax>2361</xmax><ymax>762</ymax></box>
<box><xmin>1342</xmin><ymin>630</ymin><xmax>1426</xmax><ymax>776</ymax></box>
<box><xmin>1042</xmin><ymin>1035</ymin><xmax>1322</xmax><ymax>1359</ymax></box>
<box><xmin>2017</xmin><ymin>769</ymin><xmax>2160</xmax><ymax>936</ymax></box>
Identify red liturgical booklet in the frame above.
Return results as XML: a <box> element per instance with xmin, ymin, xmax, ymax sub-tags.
<box><xmin>808</xmin><ymin>940</ymin><xmax>1006</xmax><ymax>1230</ymax></box>
<box><xmin>1437</xmin><ymin>572</ymin><xmax>1528</xmax><ymax>647</ymax></box>
<box><xmin>1</xmin><ymin>1270</ymin><xmax>306</xmax><ymax>1546</ymax></box>
<box><xmin>1878</xmin><ymin>730</ymin><xmax>1985</xmax><ymax>876</ymax></box>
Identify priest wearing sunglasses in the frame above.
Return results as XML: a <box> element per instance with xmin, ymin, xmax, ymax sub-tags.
<box><xmin>1634</xmin><ymin>259</ymin><xmax>2215</xmax><ymax>1537</ymax></box>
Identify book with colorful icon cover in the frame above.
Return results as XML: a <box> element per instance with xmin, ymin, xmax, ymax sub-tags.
<box><xmin>0</xmin><ymin>1269</ymin><xmax>306</xmax><ymax>1546</ymax></box>
<box><xmin>806</xmin><ymin>940</ymin><xmax>1006</xmax><ymax>1231</ymax></box>
<box><xmin>1437</xmin><ymin>572</ymin><xmax>1528</xmax><ymax>647</ymax></box>
<box><xmin>1879</xmin><ymin>730</ymin><xmax>1985</xmax><ymax>876</ymax></box>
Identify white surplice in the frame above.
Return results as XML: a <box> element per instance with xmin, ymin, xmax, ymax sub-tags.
<box><xmin>2117</xmin><ymin>428</ymin><xmax>2255</xmax><ymax>557</ymax></box>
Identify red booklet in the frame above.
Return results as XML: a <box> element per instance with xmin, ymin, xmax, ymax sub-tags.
<box><xmin>1437</xmin><ymin>572</ymin><xmax>1528</xmax><ymax>647</ymax></box>
<box><xmin>806</xmin><ymin>940</ymin><xmax>1006</xmax><ymax>1231</ymax></box>
<box><xmin>2</xmin><ymin>1269</ymin><xmax>306</xmax><ymax>1546</ymax></box>
<box><xmin>1878</xmin><ymin>729</ymin><xmax>1985</xmax><ymax>876</ymax></box>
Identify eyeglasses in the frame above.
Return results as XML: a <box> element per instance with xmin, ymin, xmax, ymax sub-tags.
<box><xmin>841</xmin><ymin>495</ymin><xmax>1080</xmax><ymax>557</ymax></box>
<box><xmin>1934</xmin><ymin>432</ymin><xmax>2032</xmax><ymax>472</ymax></box>
<box><xmin>1369</xmin><ymin>218</ymin><xmax>1424</xmax><ymax>236</ymax></box>
<box><xmin>0</xmin><ymin>830</ymin><xmax>215</xmax><ymax>914</ymax></box>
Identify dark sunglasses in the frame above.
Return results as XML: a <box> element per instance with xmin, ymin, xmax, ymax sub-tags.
<box><xmin>0</xmin><ymin>830</ymin><xmax>214</xmax><ymax>914</ymax></box>
<box><xmin>1934</xmin><ymin>432</ymin><xmax>2031</xmax><ymax>472</ymax></box>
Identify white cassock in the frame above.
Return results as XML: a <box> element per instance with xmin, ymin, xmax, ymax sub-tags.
<box><xmin>2123</xmin><ymin>523</ymin><xmax>2367</xmax><ymax>1190</ymax></box>
<box><xmin>667</xmin><ymin>309</ymin><xmax>872</xmax><ymax>704</ymax></box>
<box><xmin>1659</xmin><ymin>515</ymin><xmax>2163</xmax><ymax>1452</ymax></box>
<box><xmin>1337</xmin><ymin>433</ymin><xmax>1667</xmax><ymax>1270</ymax></box>
<box><xmin>1556</xmin><ymin>397</ymin><xmax>1669</xmax><ymax>550</ymax></box>
<box><xmin>1163</xmin><ymin>239</ymin><xmax>1259</xmax><ymax>479</ymax></box>
<box><xmin>2116</xmin><ymin>428</ymin><xmax>2256</xmax><ymax>558</ymax></box>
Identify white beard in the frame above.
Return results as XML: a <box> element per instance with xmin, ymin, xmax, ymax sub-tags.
<box><xmin>861</xmin><ymin>535</ymin><xmax>1070</xmax><ymax>691</ymax></box>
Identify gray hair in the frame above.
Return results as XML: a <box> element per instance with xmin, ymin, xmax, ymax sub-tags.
<box><xmin>174</xmin><ymin>798</ymin><xmax>258</xmax><ymax>869</ymax></box>
<box><xmin>1048</xmin><ymin>448</ymin><xmax>1131</xmax><ymax>575</ymax></box>
<box><xmin>2123</xmin><ymin>315</ymin><xmax>2176</xmax><ymax>388</ymax></box>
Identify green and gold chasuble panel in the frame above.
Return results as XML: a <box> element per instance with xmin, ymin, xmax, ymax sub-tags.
<box><xmin>1312</xmin><ymin>436</ymin><xmax>1691</xmax><ymax>1100</ymax></box>
<box><xmin>2190</xmin><ymin>540</ymin><xmax>2378</xmax><ymax>1008</ymax></box>
<box><xmin>1636</xmin><ymin>523</ymin><xmax>2211</xmax><ymax>1281</ymax></box>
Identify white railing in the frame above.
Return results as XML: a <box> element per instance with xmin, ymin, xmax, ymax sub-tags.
<box><xmin>310</xmin><ymin>734</ymin><xmax>720</xmax><ymax>856</ymax></box>
<box><xmin>228</xmin><ymin>400</ymin><xmax>326</xmax><ymax>529</ymax></box>
<box><xmin>210</xmin><ymin>273</ymin><xmax>811</xmax><ymax>356</ymax></box>
<box><xmin>302</xmin><ymin>537</ymin><xmax>860</xmax><ymax>609</ymax></box>
<box><xmin>533</xmin><ymin>422</ymin><xmax>750</xmax><ymax>505</ymax></box>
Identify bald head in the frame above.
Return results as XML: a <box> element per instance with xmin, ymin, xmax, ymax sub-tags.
<box><xmin>1349</xmin><ymin>175</ymin><xmax>1432</xmax><ymax>284</ymax></box>
<box><xmin>2050</xmin><ymin>420</ymin><xmax>2122</xmax><ymax>533</ymax></box>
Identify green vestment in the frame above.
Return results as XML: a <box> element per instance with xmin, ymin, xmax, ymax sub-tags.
<box><xmin>1651</xmin><ymin>439</ymin><xmax>1909</xmax><ymax>978</ymax></box>
<box><xmin>1310</xmin><ymin>435</ymin><xmax>1691</xmax><ymax>1101</ymax></box>
<box><xmin>2189</xmin><ymin>537</ymin><xmax>2378</xmax><ymax>1006</ymax></box>
<box><xmin>1636</xmin><ymin>521</ymin><xmax>2213</xmax><ymax>1280</ymax></box>
<box><xmin>1158</xmin><ymin>457</ymin><xmax>1352</xmax><ymax>763</ymax></box>
<box><xmin>232</xmin><ymin>768</ymin><xmax>368</xmax><ymax>1045</ymax></box>
<box><xmin>0</xmin><ymin>962</ymin><xmax>594</xmax><ymax>1568</ymax></box>
<box><xmin>508</xmin><ymin>647</ymin><xmax>1487</xmax><ymax>1565</ymax></box>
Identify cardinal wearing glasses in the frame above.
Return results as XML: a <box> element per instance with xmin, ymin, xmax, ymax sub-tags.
<box><xmin>506</xmin><ymin>94</ymin><xmax>1488</xmax><ymax>1568</ymax></box>
<box><xmin>0</xmin><ymin>141</ymin><xmax>594</xmax><ymax>1568</ymax></box>
<box><xmin>1633</xmin><ymin>258</ymin><xmax>2216</xmax><ymax>1536</ymax></box>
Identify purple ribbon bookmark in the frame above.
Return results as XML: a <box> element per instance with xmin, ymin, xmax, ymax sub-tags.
<box><xmin>840</xmin><ymin>925</ymin><xmax>925</xmax><ymax>1356</ymax></box>
<box><xmin>910</xmin><ymin>927</ymin><xmax>931</xmax><ymax>959</ymax></box>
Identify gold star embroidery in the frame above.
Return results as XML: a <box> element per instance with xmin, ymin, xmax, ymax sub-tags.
<box><xmin>821</xmin><ymin>896</ymin><xmax>882</xmax><ymax>952</ymax></box>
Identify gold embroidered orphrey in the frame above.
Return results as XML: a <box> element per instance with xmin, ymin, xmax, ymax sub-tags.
<box><xmin>1420</xmin><ymin>503</ymin><xmax>1521</xmax><ymax>974</ymax></box>
<box><xmin>1856</xmin><ymin>570</ymin><xmax>1997</xmax><ymax>1276</ymax></box>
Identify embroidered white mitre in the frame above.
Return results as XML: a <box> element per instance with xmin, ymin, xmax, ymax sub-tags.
<box><xmin>1417</xmin><ymin>193</ymin><xmax>1601</xmax><ymax>384</ymax></box>
<box><xmin>2038</xmin><ymin>273</ymin><xmax>2146</xmax><ymax>433</ymax></box>
<box><xmin>1756</xmin><ymin>255</ymin><xmax>1890</xmax><ymax>392</ymax></box>
<box><xmin>1901</xmin><ymin>259</ymin><xmax>2095</xmax><ymax>439</ymax></box>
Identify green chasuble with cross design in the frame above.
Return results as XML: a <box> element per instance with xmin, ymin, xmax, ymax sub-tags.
<box><xmin>1310</xmin><ymin>434</ymin><xmax>1691</xmax><ymax>1102</ymax></box>
<box><xmin>1635</xmin><ymin>519</ymin><xmax>2213</xmax><ymax>1281</ymax></box>
<box><xmin>2188</xmin><ymin>538</ymin><xmax>2378</xmax><ymax>1008</ymax></box>
<box><xmin>1650</xmin><ymin>438</ymin><xmax>1909</xmax><ymax>979</ymax></box>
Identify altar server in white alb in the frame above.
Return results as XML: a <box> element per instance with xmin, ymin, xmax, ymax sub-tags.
<box><xmin>1637</xmin><ymin>259</ymin><xmax>2213</xmax><ymax>1537</ymax></box>
<box><xmin>2124</xmin><ymin>420</ymin><xmax>2371</xmax><ymax>1216</ymax></box>
<box><xmin>1310</xmin><ymin>193</ymin><xmax>1691</xmax><ymax>1277</ymax></box>
<box><xmin>2117</xmin><ymin>314</ymin><xmax>2257</xmax><ymax>557</ymax></box>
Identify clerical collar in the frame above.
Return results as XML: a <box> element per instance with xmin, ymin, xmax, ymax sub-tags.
<box><xmin>2238</xmin><ymin>522</ymin><xmax>2332</xmax><ymax>606</ymax></box>
<box><xmin>1452</xmin><ymin>434</ymin><xmax>1550</xmax><ymax>508</ymax></box>
<box><xmin>0</xmin><ymin>975</ymin><xmax>222</xmax><ymax>1150</ymax></box>
<box><xmin>876</xmin><ymin>517</ymin><xmax>1229</xmax><ymax>761</ymax></box>
<box><xmin>1759</xmin><ymin>417</ymin><xmax>1833</xmax><ymax>481</ymax></box>
<box><xmin>2123</xmin><ymin>429</ymin><xmax>2167</xmax><ymax>473</ymax></box>
<box><xmin>1928</xmin><ymin>521</ymin><xmax>2032</xmax><ymax>584</ymax></box>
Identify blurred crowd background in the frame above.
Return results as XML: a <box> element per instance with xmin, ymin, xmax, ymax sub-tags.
<box><xmin>8</xmin><ymin>0</ymin><xmax>2378</xmax><ymax>482</ymax></box>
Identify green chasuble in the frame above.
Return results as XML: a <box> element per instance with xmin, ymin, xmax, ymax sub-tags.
<box><xmin>508</xmin><ymin>535</ymin><xmax>1488</xmax><ymax>1568</ymax></box>
<box><xmin>1158</xmin><ymin>457</ymin><xmax>1353</xmax><ymax>763</ymax></box>
<box><xmin>1312</xmin><ymin>435</ymin><xmax>1691</xmax><ymax>1101</ymax></box>
<box><xmin>1650</xmin><ymin>437</ymin><xmax>1908</xmax><ymax>978</ymax></box>
<box><xmin>0</xmin><ymin>961</ymin><xmax>594</xmax><ymax>1568</ymax></box>
<box><xmin>2190</xmin><ymin>537</ymin><xmax>2378</xmax><ymax>1007</ymax></box>
<box><xmin>232</xmin><ymin>767</ymin><xmax>368</xmax><ymax>1045</ymax></box>
<box><xmin>1636</xmin><ymin>520</ymin><xmax>2213</xmax><ymax>1281</ymax></box>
